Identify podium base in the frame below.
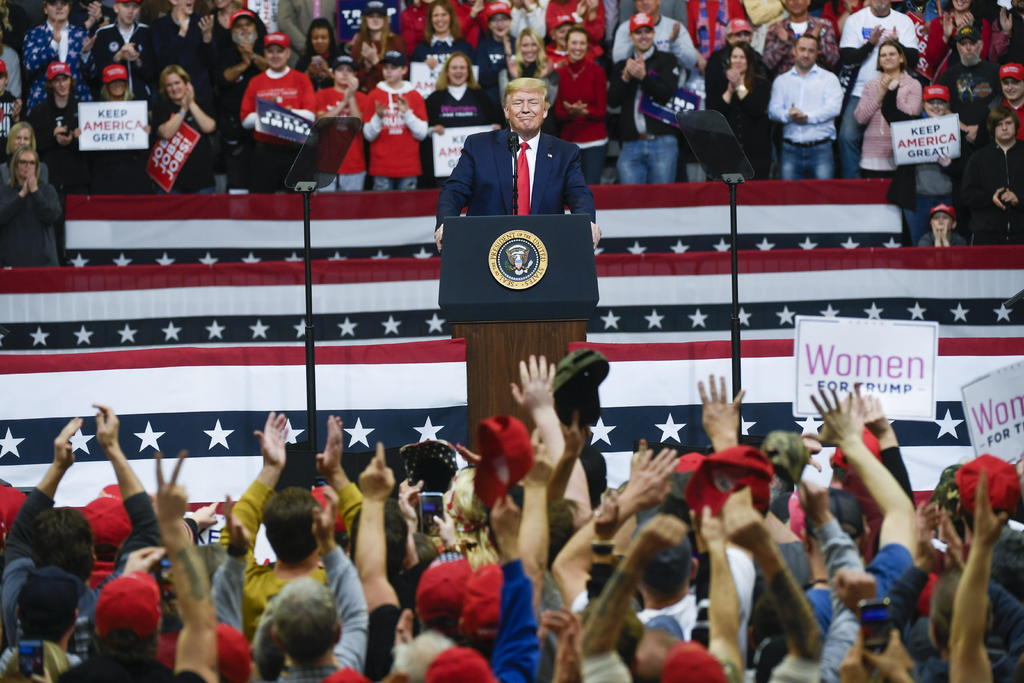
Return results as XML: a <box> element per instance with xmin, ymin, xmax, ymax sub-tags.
<box><xmin>453</xmin><ymin>319</ymin><xmax>588</xmax><ymax>448</ymax></box>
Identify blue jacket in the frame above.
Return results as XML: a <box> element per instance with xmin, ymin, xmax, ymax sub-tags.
<box><xmin>492</xmin><ymin>560</ymin><xmax>540</xmax><ymax>683</ymax></box>
<box><xmin>436</xmin><ymin>128</ymin><xmax>596</xmax><ymax>229</ymax></box>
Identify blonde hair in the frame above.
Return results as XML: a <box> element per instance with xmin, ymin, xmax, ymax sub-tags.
<box><xmin>2</xmin><ymin>640</ymin><xmax>72</xmax><ymax>680</ymax></box>
<box><xmin>6</xmin><ymin>121</ymin><xmax>36</xmax><ymax>156</ymax></box>
<box><xmin>512</xmin><ymin>28</ymin><xmax>549</xmax><ymax>77</ymax></box>
<box><xmin>435</xmin><ymin>52</ymin><xmax>479</xmax><ymax>90</ymax></box>
<box><xmin>158</xmin><ymin>64</ymin><xmax>192</xmax><ymax>101</ymax></box>
<box><xmin>8</xmin><ymin>147</ymin><xmax>40</xmax><ymax>187</ymax></box>
<box><xmin>504</xmin><ymin>77</ymin><xmax>549</xmax><ymax>104</ymax></box>
<box><xmin>443</xmin><ymin>468</ymin><xmax>498</xmax><ymax>569</ymax></box>
<box><xmin>101</xmin><ymin>83</ymin><xmax>134</xmax><ymax>102</ymax></box>
<box><xmin>424</xmin><ymin>0</ymin><xmax>461</xmax><ymax>42</ymax></box>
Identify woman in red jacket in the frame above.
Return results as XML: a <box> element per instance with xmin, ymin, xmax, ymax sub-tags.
<box><xmin>924</xmin><ymin>0</ymin><xmax>991</xmax><ymax>78</ymax></box>
<box><xmin>553</xmin><ymin>26</ymin><xmax>606</xmax><ymax>185</ymax></box>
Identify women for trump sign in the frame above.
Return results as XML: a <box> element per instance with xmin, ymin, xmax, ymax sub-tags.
<box><xmin>962</xmin><ymin>359</ymin><xmax>1024</xmax><ymax>462</ymax></box>
<box><xmin>794</xmin><ymin>316</ymin><xmax>938</xmax><ymax>420</ymax></box>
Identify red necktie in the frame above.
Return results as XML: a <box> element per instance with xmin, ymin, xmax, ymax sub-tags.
<box><xmin>517</xmin><ymin>141</ymin><xmax>530</xmax><ymax>215</ymax></box>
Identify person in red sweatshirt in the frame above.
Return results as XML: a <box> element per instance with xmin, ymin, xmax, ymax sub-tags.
<box><xmin>239</xmin><ymin>32</ymin><xmax>316</xmax><ymax>192</ymax></box>
<box><xmin>553</xmin><ymin>26</ymin><xmax>607</xmax><ymax>185</ymax></box>
<box><xmin>363</xmin><ymin>50</ymin><xmax>428</xmax><ymax>190</ymax></box>
<box><xmin>315</xmin><ymin>55</ymin><xmax>372</xmax><ymax>191</ymax></box>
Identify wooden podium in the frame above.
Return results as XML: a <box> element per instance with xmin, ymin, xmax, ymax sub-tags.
<box><xmin>439</xmin><ymin>215</ymin><xmax>598</xmax><ymax>446</ymax></box>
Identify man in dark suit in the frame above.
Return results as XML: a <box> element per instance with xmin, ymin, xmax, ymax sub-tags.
<box><xmin>434</xmin><ymin>77</ymin><xmax>600</xmax><ymax>251</ymax></box>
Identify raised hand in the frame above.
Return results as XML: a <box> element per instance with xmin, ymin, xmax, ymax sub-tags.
<box><xmin>812</xmin><ymin>387</ymin><xmax>866</xmax><ymax>445</ymax></box>
<box><xmin>222</xmin><ymin>495</ymin><xmax>252</xmax><ymax>555</ymax></box>
<box><xmin>722</xmin><ymin>487</ymin><xmax>770</xmax><ymax>555</ymax></box>
<box><xmin>698</xmin><ymin>374</ymin><xmax>744</xmax><ymax>450</ymax></box>
<box><xmin>633</xmin><ymin>513</ymin><xmax>687</xmax><ymax>560</ymax></box>
<box><xmin>124</xmin><ymin>546</ymin><xmax>166</xmax><ymax>574</ymax></box>
<box><xmin>973</xmin><ymin>470</ymin><xmax>1009</xmax><ymax>547</ymax></box>
<box><xmin>154</xmin><ymin>450</ymin><xmax>189</xmax><ymax>523</ymax></box>
<box><xmin>593</xmin><ymin>489</ymin><xmax>619</xmax><ymax>539</ymax></box>
<box><xmin>316</xmin><ymin>415</ymin><xmax>347</xmax><ymax>486</ymax></box>
<box><xmin>510</xmin><ymin>354</ymin><xmax>555</xmax><ymax>414</ymax></box>
<box><xmin>254</xmin><ymin>412</ymin><xmax>288</xmax><ymax>470</ymax></box>
<box><xmin>622</xmin><ymin>445</ymin><xmax>676</xmax><ymax>510</ymax></box>
<box><xmin>93</xmin><ymin>403</ymin><xmax>121</xmax><ymax>454</ymax></box>
<box><xmin>199</xmin><ymin>15</ymin><xmax>214</xmax><ymax>42</ymax></box>
<box><xmin>397</xmin><ymin>478</ymin><xmax>423</xmax><ymax>526</ymax></box>
<box><xmin>53</xmin><ymin>417</ymin><xmax>81</xmax><ymax>470</ymax></box>
<box><xmin>312</xmin><ymin>484</ymin><xmax>339</xmax><ymax>553</ymax></box>
<box><xmin>359</xmin><ymin>442</ymin><xmax>395</xmax><ymax>501</ymax></box>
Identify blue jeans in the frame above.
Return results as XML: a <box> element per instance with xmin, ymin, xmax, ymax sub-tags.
<box><xmin>372</xmin><ymin>176</ymin><xmax>417</xmax><ymax>191</ymax></box>
<box><xmin>577</xmin><ymin>143</ymin><xmax>607</xmax><ymax>185</ymax></box>
<box><xmin>779</xmin><ymin>140</ymin><xmax>834</xmax><ymax>180</ymax></box>
<box><xmin>904</xmin><ymin>193</ymin><xmax>952</xmax><ymax>245</ymax></box>
<box><xmin>617</xmin><ymin>136</ymin><xmax>680</xmax><ymax>184</ymax></box>
<box><xmin>839</xmin><ymin>96</ymin><xmax>864</xmax><ymax>179</ymax></box>
<box><xmin>322</xmin><ymin>172</ymin><xmax>367</xmax><ymax>192</ymax></box>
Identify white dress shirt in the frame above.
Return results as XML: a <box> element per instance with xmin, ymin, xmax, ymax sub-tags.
<box><xmin>768</xmin><ymin>63</ymin><xmax>844</xmax><ymax>143</ymax></box>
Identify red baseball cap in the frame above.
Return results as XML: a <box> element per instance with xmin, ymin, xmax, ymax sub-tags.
<box><xmin>322</xmin><ymin>670</ymin><xmax>372</xmax><ymax>683</ymax></box>
<box><xmin>46</xmin><ymin>62</ymin><xmax>71</xmax><ymax>80</ymax></box>
<box><xmin>485</xmin><ymin>1</ymin><xmax>511</xmax><ymax>21</ymax></box>
<box><xmin>684</xmin><ymin>445</ymin><xmax>773</xmax><ymax>515</ymax></box>
<box><xmin>475</xmin><ymin>415</ymin><xmax>533</xmax><ymax>507</ymax></box>
<box><xmin>96</xmin><ymin>572</ymin><xmax>162</xmax><ymax>639</ymax></box>
<box><xmin>216</xmin><ymin>623</ymin><xmax>252</xmax><ymax>683</ymax></box>
<box><xmin>929</xmin><ymin>203</ymin><xmax>956</xmax><ymax>219</ymax></box>
<box><xmin>630</xmin><ymin>12</ymin><xmax>655</xmax><ymax>32</ymax></box>
<box><xmin>264</xmin><ymin>32</ymin><xmax>290</xmax><ymax>49</ymax></box>
<box><xmin>82</xmin><ymin>496</ymin><xmax>132</xmax><ymax>550</ymax></box>
<box><xmin>727</xmin><ymin>18</ymin><xmax>753</xmax><ymax>34</ymax></box>
<box><xmin>956</xmin><ymin>454</ymin><xmax>1021</xmax><ymax>514</ymax></box>
<box><xmin>923</xmin><ymin>84</ymin><xmax>949</xmax><ymax>102</ymax></box>
<box><xmin>662</xmin><ymin>641</ymin><xmax>727</xmax><ymax>683</ymax></box>
<box><xmin>829</xmin><ymin>428</ymin><xmax>881</xmax><ymax>471</ymax></box>
<box><xmin>675</xmin><ymin>452</ymin><xmax>706</xmax><ymax>474</ymax></box>
<box><xmin>102</xmin><ymin>63</ymin><xmax>129</xmax><ymax>84</ymax></box>
<box><xmin>0</xmin><ymin>61</ymin><xmax>7</xmax><ymax>75</ymax></box>
<box><xmin>548</xmin><ymin>12</ymin><xmax>576</xmax><ymax>30</ymax></box>
<box><xmin>426</xmin><ymin>647</ymin><xmax>497</xmax><ymax>683</ymax></box>
<box><xmin>416</xmin><ymin>558</ymin><xmax>472</xmax><ymax>634</ymax></box>
<box><xmin>1001</xmin><ymin>62</ymin><xmax>1024</xmax><ymax>81</ymax></box>
<box><xmin>230</xmin><ymin>7</ymin><xmax>257</xmax><ymax>23</ymax></box>
<box><xmin>460</xmin><ymin>563</ymin><xmax>502</xmax><ymax>644</ymax></box>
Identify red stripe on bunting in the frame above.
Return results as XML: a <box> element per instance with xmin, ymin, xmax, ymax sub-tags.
<box><xmin>0</xmin><ymin>339</ymin><xmax>467</xmax><ymax>374</ymax></box>
<box><xmin>64</xmin><ymin>179</ymin><xmax>892</xmax><ymax>221</ymax></box>
<box><xmin>572</xmin><ymin>337</ymin><xmax>1024</xmax><ymax>361</ymax></box>
<box><xmin>2</xmin><ymin>247</ymin><xmax>1020</xmax><ymax>294</ymax></box>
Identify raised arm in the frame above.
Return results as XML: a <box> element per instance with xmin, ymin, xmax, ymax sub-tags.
<box><xmin>155</xmin><ymin>451</ymin><xmax>218</xmax><ymax>683</ymax></box>
<box><xmin>581</xmin><ymin>513</ymin><xmax>687</xmax><ymax>657</ymax></box>
<box><xmin>700</xmin><ymin>504</ymin><xmax>744</xmax><ymax>679</ymax></box>
<box><xmin>950</xmin><ymin>471</ymin><xmax>1005</xmax><ymax>683</ymax></box>
<box><xmin>221</xmin><ymin>412</ymin><xmax>288</xmax><ymax>556</ymax></box>
<box><xmin>316</xmin><ymin>415</ymin><xmax>363</xmax><ymax>531</ymax></box>
<box><xmin>355</xmin><ymin>443</ymin><xmax>400</xmax><ymax>612</ymax></box>
<box><xmin>699</xmin><ymin>374</ymin><xmax>745</xmax><ymax>452</ymax></box>
<box><xmin>813</xmin><ymin>389</ymin><xmax>916</xmax><ymax>552</ymax></box>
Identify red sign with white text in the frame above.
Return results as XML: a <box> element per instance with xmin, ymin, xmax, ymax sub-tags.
<box><xmin>146</xmin><ymin>122</ymin><xmax>201</xmax><ymax>193</ymax></box>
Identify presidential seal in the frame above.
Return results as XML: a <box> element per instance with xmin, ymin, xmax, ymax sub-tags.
<box><xmin>488</xmin><ymin>230</ymin><xmax>548</xmax><ymax>290</ymax></box>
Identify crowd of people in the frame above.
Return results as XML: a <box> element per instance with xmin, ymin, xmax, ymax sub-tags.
<box><xmin>1</xmin><ymin>0</ymin><xmax>1024</xmax><ymax>255</ymax></box>
<box><xmin>1</xmin><ymin>357</ymin><xmax>1022</xmax><ymax>683</ymax></box>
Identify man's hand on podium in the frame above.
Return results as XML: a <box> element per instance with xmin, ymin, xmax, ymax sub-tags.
<box><xmin>435</xmin><ymin>225</ymin><xmax>444</xmax><ymax>253</ymax></box>
<box><xmin>591</xmin><ymin>221</ymin><xmax>601</xmax><ymax>249</ymax></box>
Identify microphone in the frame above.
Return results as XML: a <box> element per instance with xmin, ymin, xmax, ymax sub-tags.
<box><xmin>508</xmin><ymin>129</ymin><xmax>520</xmax><ymax>215</ymax></box>
<box><xmin>507</xmin><ymin>129</ymin><xmax>519</xmax><ymax>154</ymax></box>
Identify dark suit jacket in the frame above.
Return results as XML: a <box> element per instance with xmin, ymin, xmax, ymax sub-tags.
<box><xmin>435</xmin><ymin>129</ymin><xmax>596</xmax><ymax>229</ymax></box>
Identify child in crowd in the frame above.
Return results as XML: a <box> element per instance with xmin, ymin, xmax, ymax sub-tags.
<box><xmin>918</xmin><ymin>202</ymin><xmax>967</xmax><ymax>245</ymax></box>
<box><xmin>316</xmin><ymin>55</ymin><xmax>371</xmax><ymax>192</ymax></box>
<box><xmin>363</xmin><ymin>50</ymin><xmax>428</xmax><ymax>191</ymax></box>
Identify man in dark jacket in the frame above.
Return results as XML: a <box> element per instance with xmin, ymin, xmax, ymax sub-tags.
<box><xmin>93</xmin><ymin>0</ymin><xmax>157</xmax><ymax>99</ymax></box>
<box><xmin>607</xmin><ymin>12</ymin><xmax>681</xmax><ymax>184</ymax></box>
<box><xmin>961</xmin><ymin>105</ymin><xmax>1024</xmax><ymax>244</ymax></box>
<box><xmin>937</xmin><ymin>26</ymin><xmax>1001</xmax><ymax>150</ymax></box>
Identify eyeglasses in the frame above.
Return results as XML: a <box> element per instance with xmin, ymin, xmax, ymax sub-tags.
<box><xmin>17</xmin><ymin>159</ymin><xmax>38</xmax><ymax>166</ymax></box>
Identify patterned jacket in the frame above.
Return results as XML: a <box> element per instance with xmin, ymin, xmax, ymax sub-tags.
<box><xmin>761</xmin><ymin>16</ymin><xmax>839</xmax><ymax>78</ymax></box>
<box><xmin>22</xmin><ymin>23</ymin><xmax>94</xmax><ymax>113</ymax></box>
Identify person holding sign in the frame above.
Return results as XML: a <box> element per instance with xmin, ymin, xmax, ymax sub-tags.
<box><xmin>28</xmin><ymin>62</ymin><xmax>89</xmax><ymax>198</ymax></box>
<box><xmin>853</xmin><ymin>40</ymin><xmax>921</xmax><ymax>179</ymax></box>
<box><xmin>239</xmin><ymin>32</ymin><xmax>316</xmax><ymax>192</ymax></box>
<box><xmin>607</xmin><ymin>12</ymin><xmax>681</xmax><ymax>185</ymax></box>
<box><xmin>315</xmin><ymin>55</ymin><xmax>371</xmax><ymax>191</ymax></box>
<box><xmin>434</xmin><ymin>77</ymin><xmax>598</xmax><ymax>250</ymax></box>
<box><xmin>364</xmin><ymin>50</ymin><xmax>428</xmax><ymax>189</ymax></box>
<box><xmin>0</xmin><ymin>147</ymin><xmax>61</xmax><ymax>266</ymax></box>
<box><xmin>89</xmin><ymin>64</ymin><xmax>151</xmax><ymax>194</ymax></box>
<box><xmin>961</xmin><ymin>105</ymin><xmax>1024</xmax><ymax>244</ymax></box>
<box><xmin>153</xmin><ymin>64</ymin><xmax>216</xmax><ymax>192</ymax></box>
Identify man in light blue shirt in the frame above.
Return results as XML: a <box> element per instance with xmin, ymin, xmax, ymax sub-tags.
<box><xmin>768</xmin><ymin>34</ymin><xmax>843</xmax><ymax>180</ymax></box>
